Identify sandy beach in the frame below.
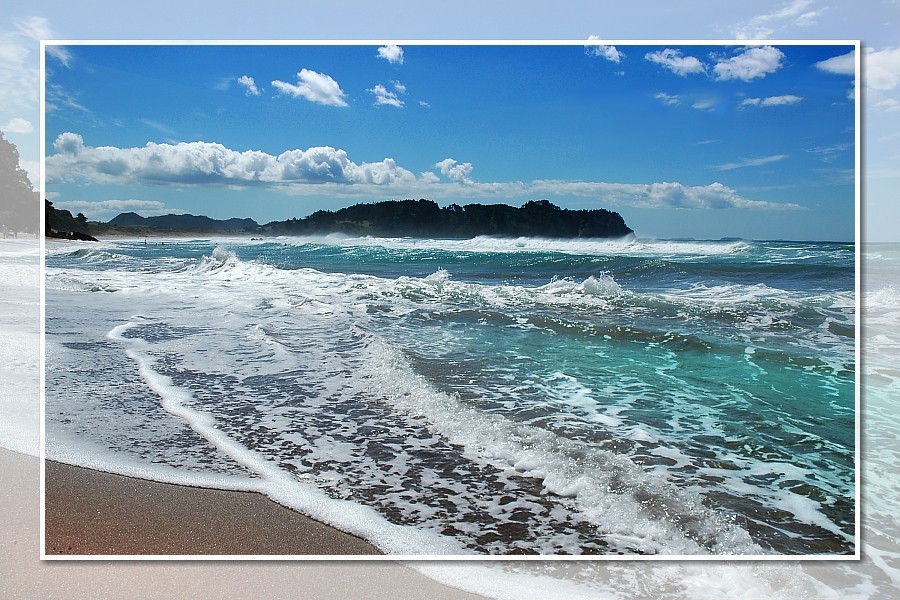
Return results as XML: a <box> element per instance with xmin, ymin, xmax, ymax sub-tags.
<box><xmin>43</xmin><ymin>459</ymin><xmax>382</xmax><ymax>556</ymax></box>
<box><xmin>1</xmin><ymin>448</ymin><xmax>486</xmax><ymax>599</ymax></box>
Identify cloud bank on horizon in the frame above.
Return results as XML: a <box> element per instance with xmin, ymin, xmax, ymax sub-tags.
<box><xmin>46</xmin><ymin>132</ymin><xmax>804</xmax><ymax>213</ymax></box>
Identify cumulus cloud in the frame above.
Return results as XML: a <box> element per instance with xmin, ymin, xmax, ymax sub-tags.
<box><xmin>1</xmin><ymin>117</ymin><xmax>32</xmax><ymax>134</ymax></box>
<box><xmin>47</xmin><ymin>134</ymin><xmax>799</xmax><ymax>211</ymax></box>
<box><xmin>644</xmin><ymin>49</ymin><xmax>705</xmax><ymax>76</ymax></box>
<box><xmin>731</xmin><ymin>0</ymin><xmax>824</xmax><ymax>39</ymax></box>
<box><xmin>272</xmin><ymin>69</ymin><xmax>348</xmax><ymax>107</ymax></box>
<box><xmin>53</xmin><ymin>131</ymin><xmax>85</xmax><ymax>154</ymax></box>
<box><xmin>237</xmin><ymin>75</ymin><xmax>260</xmax><ymax>96</ymax></box>
<box><xmin>713</xmin><ymin>46</ymin><xmax>785</xmax><ymax>81</ymax></box>
<box><xmin>585</xmin><ymin>37</ymin><xmax>624</xmax><ymax>63</ymax></box>
<box><xmin>741</xmin><ymin>94</ymin><xmax>803</xmax><ymax>107</ymax></box>
<box><xmin>46</xmin><ymin>133</ymin><xmax>417</xmax><ymax>188</ymax></box>
<box><xmin>369</xmin><ymin>83</ymin><xmax>404</xmax><ymax>107</ymax></box>
<box><xmin>435</xmin><ymin>158</ymin><xmax>474</xmax><ymax>184</ymax></box>
<box><xmin>377</xmin><ymin>45</ymin><xmax>404</xmax><ymax>64</ymax></box>
<box><xmin>863</xmin><ymin>47</ymin><xmax>900</xmax><ymax>92</ymax></box>
<box><xmin>816</xmin><ymin>49</ymin><xmax>856</xmax><ymax>76</ymax></box>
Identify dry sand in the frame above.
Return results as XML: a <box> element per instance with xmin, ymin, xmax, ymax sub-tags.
<box><xmin>1</xmin><ymin>448</ymin><xmax>486</xmax><ymax>599</ymax></box>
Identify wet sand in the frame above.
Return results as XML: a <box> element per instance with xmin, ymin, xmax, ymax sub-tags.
<box><xmin>43</xmin><ymin>459</ymin><xmax>382</xmax><ymax>556</ymax></box>
<box><xmin>0</xmin><ymin>448</ymin><xmax>486</xmax><ymax>599</ymax></box>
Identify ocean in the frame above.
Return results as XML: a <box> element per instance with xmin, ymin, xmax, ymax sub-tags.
<box><xmin>44</xmin><ymin>234</ymin><xmax>857</xmax><ymax>561</ymax></box>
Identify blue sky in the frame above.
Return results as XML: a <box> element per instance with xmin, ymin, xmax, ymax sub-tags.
<box><xmin>44</xmin><ymin>42</ymin><xmax>856</xmax><ymax>241</ymax></box>
<box><xmin>2</xmin><ymin>1</ymin><xmax>898</xmax><ymax>240</ymax></box>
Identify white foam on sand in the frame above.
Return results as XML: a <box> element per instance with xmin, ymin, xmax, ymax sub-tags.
<box><xmin>90</xmin><ymin>319</ymin><xmax>470</xmax><ymax>557</ymax></box>
<box><xmin>0</xmin><ymin>239</ymin><xmax>40</xmax><ymax>456</ymax></box>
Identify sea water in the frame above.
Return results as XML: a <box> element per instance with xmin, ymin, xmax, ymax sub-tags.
<box><xmin>44</xmin><ymin>234</ymin><xmax>856</xmax><ymax>560</ymax></box>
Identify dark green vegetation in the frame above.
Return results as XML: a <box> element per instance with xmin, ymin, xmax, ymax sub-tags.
<box><xmin>0</xmin><ymin>131</ymin><xmax>38</xmax><ymax>235</ymax></box>
<box><xmin>106</xmin><ymin>212</ymin><xmax>259</xmax><ymax>234</ymax></box>
<box><xmin>45</xmin><ymin>200</ymin><xmax>98</xmax><ymax>241</ymax></box>
<box><xmin>261</xmin><ymin>199</ymin><xmax>633</xmax><ymax>238</ymax></box>
<box><xmin>46</xmin><ymin>198</ymin><xmax>633</xmax><ymax>240</ymax></box>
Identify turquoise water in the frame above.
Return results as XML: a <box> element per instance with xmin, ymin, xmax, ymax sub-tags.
<box><xmin>44</xmin><ymin>235</ymin><xmax>856</xmax><ymax>555</ymax></box>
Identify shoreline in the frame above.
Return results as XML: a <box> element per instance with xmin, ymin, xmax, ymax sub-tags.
<box><xmin>44</xmin><ymin>458</ymin><xmax>382</xmax><ymax>556</ymax></box>
<box><xmin>1</xmin><ymin>448</ymin><xmax>486</xmax><ymax>598</ymax></box>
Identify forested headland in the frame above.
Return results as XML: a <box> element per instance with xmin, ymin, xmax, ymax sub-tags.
<box><xmin>261</xmin><ymin>199</ymin><xmax>632</xmax><ymax>238</ymax></box>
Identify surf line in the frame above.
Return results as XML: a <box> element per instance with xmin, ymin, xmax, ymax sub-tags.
<box><xmin>105</xmin><ymin>318</ymin><xmax>466</xmax><ymax>556</ymax></box>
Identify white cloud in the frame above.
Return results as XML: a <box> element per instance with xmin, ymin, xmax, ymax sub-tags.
<box><xmin>46</xmin><ymin>82</ymin><xmax>90</xmax><ymax>114</ymax></box>
<box><xmin>13</xmin><ymin>16</ymin><xmax>52</xmax><ymax>40</ymax></box>
<box><xmin>762</xmin><ymin>94</ymin><xmax>802</xmax><ymax>106</ymax></box>
<box><xmin>46</xmin><ymin>133</ymin><xmax>417</xmax><ymax>187</ymax></box>
<box><xmin>19</xmin><ymin>159</ymin><xmax>39</xmax><ymax>185</ymax></box>
<box><xmin>369</xmin><ymin>83</ymin><xmax>404</xmax><ymax>107</ymax></box>
<box><xmin>46</xmin><ymin>45</ymin><xmax>73</xmax><ymax>68</ymax></box>
<box><xmin>377</xmin><ymin>45</ymin><xmax>404</xmax><ymax>64</ymax></box>
<box><xmin>731</xmin><ymin>0</ymin><xmax>824</xmax><ymax>39</ymax></box>
<box><xmin>1</xmin><ymin>117</ymin><xmax>33</xmax><ymax>134</ymax></box>
<box><xmin>585</xmin><ymin>37</ymin><xmax>624</xmax><ymax>63</ymax></box>
<box><xmin>864</xmin><ymin>47</ymin><xmax>900</xmax><ymax>92</ymax></box>
<box><xmin>54</xmin><ymin>199</ymin><xmax>184</xmax><ymax>220</ymax></box>
<box><xmin>53</xmin><ymin>131</ymin><xmax>85</xmax><ymax>154</ymax></box>
<box><xmin>237</xmin><ymin>75</ymin><xmax>260</xmax><ymax>96</ymax></box>
<box><xmin>741</xmin><ymin>94</ymin><xmax>803</xmax><ymax>107</ymax></box>
<box><xmin>11</xmin><ymin>17</ymin><xmax>71</xmax><ymax>67</ymax></box>
<box><xmin>46</xmin><ymin>134</ymin><xmax>801</xmax><ymax>211</ymax></box>
<box><xmin>874</xmin><ymin>97</ymin><xmax>900</xmax><ymax>112</ymax></box>
<box><xmin>139</xmin><ymin>119</ymin><xmax>176</xmax><ymax>136</ymax></box>
<box><xmin>816</xmin><ymin>49</ymin><xmax>856</xmax><ymax>76</ymax></box>
<box><xmin>0</xmin><ymin>18</ymin><xmax>43</xmax><ymax>115</ymax></box>
<box><xmin>712</xmin><ymin>154</ymin><xmax>789</xmax><ymax>171</ymax></box>
<box><xmin>861</xmin><ymin>47</ymin><xmax>900</xmax><ymax>112</ymax></box>
<box><xmin>713</xmin><ymin>46</ymin><xmax>785</xmax><ymax>81</ymax></box>
<box><xmin>692</xmin><ymin>99</ymin><xmax>717</xmax><ymax>110</ymax></box>
<box><xmin>654</xmin><ymin>92</ymin><xmax>680</xmax><ymax>106</ymax></box>
<box><xmin>527</xmin><ymin>180</ymin><xmax>804</xmax><ymax>210</ymax></box>
<box><xmin>804</xmin><ymin>143</ymin><xmax>853</xmax><ymax>162</ymax></box>
<box><xmin>644</xmin><ymin>48</ymin><xmax>705</xmax><ymax>76</ymax></box>
<box><xmin>392</xmin><ymin>80</ymin><xmax>407</xmax><ymax>94</ymax></box>
<box><xmin>435</xmin><ymin>158</ymin><xmax>474</xmax><ymax>184</ymax></box>
<box><xmin>418</xmin><ymin>100</ymin><xmax>431</xmax><ymax>108</ymax></box>
<box><xmin>272</xmin><ymin>68</ymin><xmax>348</xmax><ymax>107</ymax></box>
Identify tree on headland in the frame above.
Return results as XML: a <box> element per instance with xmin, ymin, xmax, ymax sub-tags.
<box><xmin>261</xmin><ymin>198</ymin><xmax>633</xmax><ymax>239</ymax></box>
<box><xmin>0</xmin><ymin>131</ymin><xmax>38</xmax><ymax>235</ymax></box>
<box><xmin>45</xmin><ymin>199</ymin><xmax>98</xmax><ymax>241</ymax></box>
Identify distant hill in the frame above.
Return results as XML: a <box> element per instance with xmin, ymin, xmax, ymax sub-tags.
<box><xmin>84</xmin><ymin>199</ymin><xmax>631</xmax><ymax>239</ymax></box>
<box><xmin>262</xmin><ymin>199</ymin><xmax>633</xmax><ymax>239</ymax></box>
<box><xmin>106</xmin><ymin>212</ymin><xmax>259</xmax><ymax>233</ymax></box>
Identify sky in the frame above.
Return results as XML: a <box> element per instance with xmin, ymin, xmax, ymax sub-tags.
<box><xmin>43</xmin><ymin>42</ymin><xmax>855</xmax><ymax>241</ymax></box>
<box><xmin>1</xmin><ymin>1</ymin><xmax>898</xmax><ymax>240</ymax></box>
